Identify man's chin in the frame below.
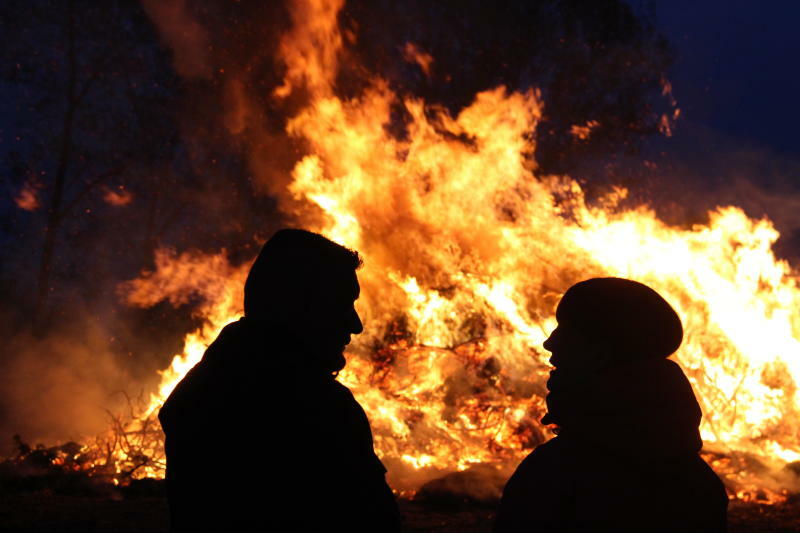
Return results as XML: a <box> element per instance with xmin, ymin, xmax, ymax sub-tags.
<box><xmin>546</xmin><ymin>368</ymin><xmax>565</xmax><ymax>392</ymax></box>
<box><xmin>330</xmin><ymin>352</ymin><xmax>346</xmax><ymax>374</ymax></box>
<box><xmin>317</xmin><ymin>350</ymin><xmax>346</xmax><ymax>375</ymax></box>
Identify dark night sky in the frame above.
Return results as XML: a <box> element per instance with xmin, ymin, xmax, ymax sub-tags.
<box><xmin>653</xmin><ymin>0</ymin><xmax>800</xmax><ymax>157</ymax></box>
<box><xmin>3</xmin><ymin>2</ymin><xmax>798</xmax><ymax>189</ymax></box>
<box><xmin>621</xmin><ymin>0</ymin><xmax>800</xmax><ymax>259</ymax></box>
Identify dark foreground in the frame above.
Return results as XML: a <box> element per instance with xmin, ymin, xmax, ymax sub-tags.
<box><xmin>1</xmin><ymin>493</ymin><xmax>799</xmax><ymax>532</ymax></box>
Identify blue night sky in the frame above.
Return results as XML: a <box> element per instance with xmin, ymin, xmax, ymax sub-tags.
<box><xmin>653</xmin><ymin>0</ymin><xmax>800</xmax><ymax>157</ymax></box>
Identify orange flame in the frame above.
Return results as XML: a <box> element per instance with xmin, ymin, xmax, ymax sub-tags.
<box><xmin>107</xmin><ymin>0</ymin><xmax>800</xmax><ymax>501</ymax></box>
<box><xmin>402</xmin><ymin>43</ymin><xmax>434</xmax><ymax>77</ymax></box>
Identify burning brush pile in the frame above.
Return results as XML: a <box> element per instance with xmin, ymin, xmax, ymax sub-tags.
<box><xmin>5</xmin><ymin>0</ymin><xmax>800</xmax><ymax>514</ymax></box>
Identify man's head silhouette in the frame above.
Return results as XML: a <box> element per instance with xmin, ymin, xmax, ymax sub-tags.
<box><xmin>244</xmin><ymin>229</ymin><xmax>364</xmax><ymax>374</ymax></box>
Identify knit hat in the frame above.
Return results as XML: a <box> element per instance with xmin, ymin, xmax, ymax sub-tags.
<box><xmin>556</xmin><ymin>277</ymin><xmax>683</xmax><ymax>361</ymax></box>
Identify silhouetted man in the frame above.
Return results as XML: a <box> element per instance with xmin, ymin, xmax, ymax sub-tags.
<box><xmin>494</xmin><ymin>277</ymin><xmax>728</xmax><ymax>532</ymax></box>
<box><xmin>159</xmin><ymin>229</ymin><xmax>401</xmax><ymax>532</ymax></box>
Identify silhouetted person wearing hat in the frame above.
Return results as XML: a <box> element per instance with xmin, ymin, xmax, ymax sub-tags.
<box><xmin>494</xmin><ymin>278</ymin><xmax>728</xmax><ymax>532</ymax></box>
<box><xmin>159</xmin><ymin>229</ymin><xmax>401</xmax><ymax>532</ymax></box>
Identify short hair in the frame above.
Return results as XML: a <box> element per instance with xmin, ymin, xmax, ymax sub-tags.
<box><xmin>244</xmin><ymin>229</ymin><xmax>362</xmax><ymax>317</ymax></box>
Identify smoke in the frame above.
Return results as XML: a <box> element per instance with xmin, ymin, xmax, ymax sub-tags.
<box><xmin>118</xmin><ymin>248</ymin><xmax>248</xmax><ymax>325</ymax></box>
<box><xmin>640</xmin><ymin>120</ymin><xmax>800</xmax><ymax>262</ymax></box>
<box><xmin>137</xmin><ymin>0</ymin><xmax>679</xmax><ymax>220</ymax></box>
<box><xmin>0</xmin><ymin>315</ymin><xmax>131</xmax><ymax>455</ymax></box>
<box><xmin>135</xmin><ymin>0</ymin><xmax>800</xmax><ymax>268</ymax></box>
<box><xmin>140</xmin><ymin>0</ymin><xmax>211</xmax><ymax>79</ymax></box>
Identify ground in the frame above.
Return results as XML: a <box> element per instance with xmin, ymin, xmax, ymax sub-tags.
<box><xmin>1</xmin><ymin>493</ymin><xmax>799</xmax><ymax>532</ymax></box>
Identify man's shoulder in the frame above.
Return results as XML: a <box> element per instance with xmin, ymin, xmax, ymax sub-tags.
<box><xmin>158</xmin><ymin>321</ymin><xmax>249</xmax><ymax>425</ymax></box>
<box><xmin>530</xmin><ymin>436</ymin><xmax>569</xmax><ymax>456</ymax></box>
<box><xmin>158</xmin><ymin>363</ymin><xmax>214</xmax><ymax>431</ymax></box>
<box><xmin>320</xmin><ymin>380</ymin><xmax>366</xmax><ymax>414</ymax></box>
<box><xmin>329</xmin><ymin>379</ymin><xmax>357</xmax><ymax>398</ymax></box>
<box><xmin>515</xmin><ymin>437</ymin><xmax>574</xmax><ymax>474</ymax></box>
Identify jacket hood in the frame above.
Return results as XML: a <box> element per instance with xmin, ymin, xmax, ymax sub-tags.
<box><xmin>541</xmin><ymin>358</ymin><xmax>703</xmax><ymax>460</ymax></box>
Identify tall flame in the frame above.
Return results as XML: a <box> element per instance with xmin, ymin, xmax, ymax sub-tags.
<box><xmin>114</xmin><ymin>0</ymin><xmax>800</xmax><ymax>501</ymax></box>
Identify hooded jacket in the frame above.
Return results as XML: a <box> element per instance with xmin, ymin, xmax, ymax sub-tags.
<box><xmin>494</xmin><ymin>358</ymin><xmax>728</xmax><ymax>532</ymax></box>
<box><xmin>158</xmin><ymin>318</ymin><xmax>401</xmax><ymax>532</ymax></box>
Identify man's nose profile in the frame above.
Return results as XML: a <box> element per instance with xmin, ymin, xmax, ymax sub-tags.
<box><xmin>351</xmin><ymin>309</ymin><xmax>364</xmax><ymax>336</ymax></box>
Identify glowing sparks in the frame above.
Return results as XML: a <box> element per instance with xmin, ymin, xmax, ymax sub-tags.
<box><xmin>402</xmin><ymin>43</ymin><xmax>434</xmax><ymax>77</ymax></box>
<box><xmin>15</xmin><ymin>179</ymin><xmax>41</xmax><ymax>211</ymax></box>
<box><xmin>103</xmin><ymin>186</ymin><xmax>134</xmax><ymax>206</ymax></box>
<box><xmin>569</xmin><ymin>120</ymin><xmax>599</xmax><ymax>140</ymax></box>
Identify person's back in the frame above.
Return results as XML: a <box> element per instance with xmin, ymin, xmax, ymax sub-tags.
<box><xmin>494</xmin><ymin>277</ymin><xmax>728</xmax><ymax>532</ymax></box>
<box><xmin>159</xmin><ymin>229</ymin><xmax>401</xmax><ymax>532</ymax></box>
